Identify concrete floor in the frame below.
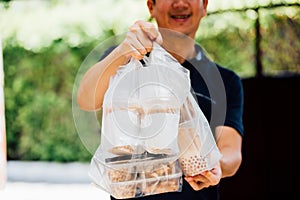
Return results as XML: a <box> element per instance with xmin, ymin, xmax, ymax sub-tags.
<box><xmin>0</xmin><ymin>161</ymin><xmax>110</xmax><ymax>200</ymax></box>
<box><xmin>0</xmin><ymin>182</ymin><xmax>110</xmax><ymax>200</ymax></box>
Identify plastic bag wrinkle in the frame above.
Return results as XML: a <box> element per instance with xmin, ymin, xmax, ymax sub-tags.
<box><xmin>89</xmin><ymin>43</ymin><xmax>221</xmax><ymax>198</ymax></box>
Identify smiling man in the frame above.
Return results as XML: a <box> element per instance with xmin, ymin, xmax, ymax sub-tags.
<box><xmin>77</xmin><ymin>0</ymin><xmax>244</xmax><ymax>200</ymax></box>
<box><xmin>148</xmin><ymin>0</ymin><xmax>206</xmax><ymax>38</ymax></box>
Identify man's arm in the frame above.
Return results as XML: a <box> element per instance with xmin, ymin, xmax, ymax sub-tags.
<box><xmin>215</xmin><ymin>125</ymin><xmax>242</xmax><ymax>178</ymax></box>
<box><xmin>77</xmin><ymin>46</ymin><xmax>129</xmax><ymax>111</ymax></box>
<box><xmin>77</xmin><ymin>21</ymin><xmax>162</xmax><ymax>111</ymax></box>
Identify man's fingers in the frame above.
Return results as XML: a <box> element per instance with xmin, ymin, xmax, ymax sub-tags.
<box><xmin>187</xmin><ymin>174</ymin><xmax>209</xmax><ymax>183</ymax></box>
<box><xmin>184</xmin><ymin>177</ymin><xmax>209</xmax><ymax>191</ymax></box>
<box><xmin>137</xmin><ymin>20</ymin><xmax>163</xmax><ymax>47</ymax></box>
<box><xmin>200</xmin><ymin>168</ymin><xmax>222</xmax><ymax>186</ymax></box>
<box><xmin>155</xmin><ymin>32</ymin><xmax>163</xmax><ymax>45</ymax></box>
<box><xmin>130</xmin><ymin>22</ymin><xmax>157</xmax><ymax>53</ymax></box>
<box><xmin>122</xmin><ymin>20</ymin><xmax>163</xmax><ymax>59</ymax></box>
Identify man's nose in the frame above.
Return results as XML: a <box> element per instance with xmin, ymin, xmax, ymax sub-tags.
<box><xmin>172</xmin><ymin>0</ymin><xmax>190</xmax><ymax>8</ymax></box>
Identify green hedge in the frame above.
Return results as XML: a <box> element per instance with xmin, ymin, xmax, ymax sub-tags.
<box><xmin>4</xmin><ymin>40</ymin><xmax>95</xmax><ymax>162</ymax></box>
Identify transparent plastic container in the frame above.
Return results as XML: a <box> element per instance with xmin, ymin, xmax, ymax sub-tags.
<box><xmin>90</xmin><ymin>146</ymin><xmax>182</xmax><ymax>199</ymax></box>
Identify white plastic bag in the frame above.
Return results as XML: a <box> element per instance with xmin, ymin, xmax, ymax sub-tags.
<box><xmin>89</xmin><ymin>43</ymin><xmax>190</xmax><ymax>199</ymax></box>
<box><xmin>178</xmin><ymin>93</ymin><xmax>222</xmax><ymax>176</ymax></box>
<box><xmin>89</xmin><ymin>43</ymin><xmax>222</xmax><ymax>198</ymax></box>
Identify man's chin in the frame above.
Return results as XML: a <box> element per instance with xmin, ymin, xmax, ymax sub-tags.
<box><xmin>159</xmin><ymin>27</ymin><xmax>191</xmax><ymax>38</ymax></box>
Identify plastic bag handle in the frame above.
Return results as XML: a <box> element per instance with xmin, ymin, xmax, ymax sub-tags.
<box><xmin>142</xmin><ymin>42</ymin><xmax>178</xmax><ymax>67</ymax></box>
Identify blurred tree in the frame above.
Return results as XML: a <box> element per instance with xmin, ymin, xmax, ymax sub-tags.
<box><xmin>261</xmin><ymin>8</ymin><xmax>300</xmax><ymax>76</ymax></box>
<box><xmin>4</xmin><ymin>39</ymin><xmax>94</xmax><ymax>161</ymax></box>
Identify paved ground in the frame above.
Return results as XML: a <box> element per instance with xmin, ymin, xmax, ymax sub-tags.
<box><xmin>0</xmin><ymin>161</ymin><xmax>110</xmax><ymax>200</ymax></box>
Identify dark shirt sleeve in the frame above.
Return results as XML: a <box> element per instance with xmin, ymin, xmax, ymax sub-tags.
<box><xmin>99</xmin><ymin>45</ymin><xmax>117</xmax><ymax>61</ymax></box>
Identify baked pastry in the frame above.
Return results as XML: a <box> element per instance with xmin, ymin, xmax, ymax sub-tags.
<box><xmin>107</xmin><ymin>168</ymin><xmax>134</xmax><ymax>182</ymax></box>
<box><xmin>146</xmin><ymin>147</ymin><xmax>173</xmax><ymax>155</ymax></box>
<box><xmin>109</xmin><ymin>145</ymin><xmax>134</xmax><ymax>155</ymax></box>
<box><xmin>110</xmin><ymin>183</ymin><xmax>137</xmax><ymax>199</ymax></box>
<box><xmin>143</xmin><ymin>178</ymin><xmax>180</xmax><ymax>195</ymax></box>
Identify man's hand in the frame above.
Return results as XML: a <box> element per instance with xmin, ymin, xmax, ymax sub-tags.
<box><xmin>118</xmin><ymin>20</ymin><xmax>163</xmax><ymax>61</ymax></box>
<box><xmin>184</xmin><ymin>163</ymin><xmax>222</xmax><ymax>191</ymax></box>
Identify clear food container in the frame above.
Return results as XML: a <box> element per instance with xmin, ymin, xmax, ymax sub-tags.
<box><xmin>90</xmin><ymin>147</ymin><xmax>183</xmax><ymax>199</ymax></box>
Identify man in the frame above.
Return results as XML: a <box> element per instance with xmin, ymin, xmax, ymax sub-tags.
<box><xmin>77</xmin><ymin>0</ymin><xmax>244</xmax><ymax>199</ymax></box>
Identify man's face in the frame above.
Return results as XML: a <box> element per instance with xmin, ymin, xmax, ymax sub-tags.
<box><xmin>147</xmin><ymin>0</ymin><xmax>208</xmax><ymax>38</ymax></box>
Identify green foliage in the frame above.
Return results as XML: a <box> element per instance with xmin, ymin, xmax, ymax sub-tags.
<box><xmin>196</xmin><ymin>11</ymin><xmax>258</xmax><ymax>77</ymax></box>
<box><xmin>4</xmin><ymin>40</ymin><xmax>93</xmax><ymax>162</ymax></box>
<box><xmin>260</xmin><ymin>7</ymin><xmax>300</xmax><ymax>75</ymax></box>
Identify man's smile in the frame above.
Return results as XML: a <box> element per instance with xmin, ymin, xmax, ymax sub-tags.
<box><xmin>170</xmin><ymin>14</ymin><xmax>192</xmax><ymax>19</ymax></box>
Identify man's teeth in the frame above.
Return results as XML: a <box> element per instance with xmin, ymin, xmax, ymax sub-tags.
<box><xmin>172</xmin><ymin>15</ymin><xmax>190</xmax><ymax>19</ymax></box>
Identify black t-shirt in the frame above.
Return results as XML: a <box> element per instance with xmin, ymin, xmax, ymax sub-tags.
<box><xmin>103</xmin><ymin>44</ymin><xmax>244</xmax><ymax>200</ymax></box>
<box><xmin>183</xmin><ymin>45</ymin><xmax>244</xmax><ymax>137</ymax></box>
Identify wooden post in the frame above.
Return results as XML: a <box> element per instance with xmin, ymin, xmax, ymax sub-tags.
<box><xmin>254</xmin><ymin>8</ymin><xmax>263</xmax><ymax>78</ymax></box>
<box><xmin>0</xmin><ymin>37</ymin><xmax>7</xmax><ymax>189</ymax></box>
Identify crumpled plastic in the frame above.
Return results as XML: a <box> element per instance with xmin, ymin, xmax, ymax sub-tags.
<box><xmin>89</xmin><ymin>43</ymin><xmax>222</xmax><ymax>199</ymax></box>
